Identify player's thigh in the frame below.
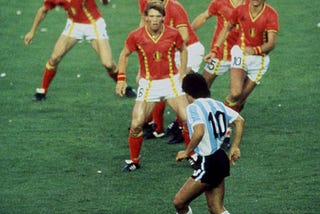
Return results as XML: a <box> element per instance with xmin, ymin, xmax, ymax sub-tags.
<box><xmin>229</xmin><ymin>68</ymin><xmax>247</xmax><ymax>96</ymax></box>
<box><xmin>202</xmin><ymin>70</ymin><xmax>218</xmax><ymax>88</ymax></box>
<box><xmin>167</xmin><ymin>95</ymin><xmax>188</xmax><ymax>121</ymax></box>
<box><xmin>241</xmin><ymin>78</ymin><xmax>257</xmax><ymax>102</ymax></box>
<box><xmin>50</xmin><ymin>35</ymin><xmax>77</xmax><ymax>62</ymax></box>
<box><xmin>131</xmin><ymin>101</ymin><xmax>156</xmax><ymax>128</ymax></box>
<box><xmin>92</xmin><ymin>39</ymin><xmax>114</xmax><ymax>66</ymax></box>
<box><xmin>174</xmin><ymin>177</ymin><xmax>206</xmax><ymax>206</ymax></box>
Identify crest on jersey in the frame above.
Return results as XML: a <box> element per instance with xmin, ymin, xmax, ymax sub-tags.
<box><xmin>153</xmin><ymin>51</ymin><xmax>162</xmax><ymax>61</ymax></box>
<box><xmin>249</xmin><ymin>28</ymin><xmax>257</xmax><ymax>38</ymax></box>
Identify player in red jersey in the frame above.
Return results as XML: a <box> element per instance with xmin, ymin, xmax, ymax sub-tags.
<box><xmin>24</xmin><ymin>0</ymin><xmax>136</xmax><ymax>101</ymax></box>
<box><xmin>192</xmin><ymin>0</ymin><xmax>247</xmax><ymax>88</ymax></box>
<box><xmin>139</xmin><ymin>0</ymin><xmax>205</xmax><ymax>147</ymax></box>
<box><xmin>205</xmin><ymin>0</ymin><xmax>279</xmax><ymax>112</ymax></box>
<box><xmin>116</xmin><ymin>2</ymin><xmax>191</xmax><ymax>172</ymax></box>
<box><xmin>192</xmin><ymin>0</ymin><xmax>247</xmax><ymax>149</ymax></box>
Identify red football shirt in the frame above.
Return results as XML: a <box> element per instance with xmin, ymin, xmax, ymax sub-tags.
<box><xmin>125</xmin><ymin>25</ymin><xmax>184</xmax><ymax>80</ymax></box>
<box><xmin>208</xmin><ymin>0</ymin><xmax>246</xmax><ymax>60</ymax></box>
<box><xmin>139</xmin><ymin>0</ymin><xmax>199</xmax><ymax>46</ymax></box>
<box><xmin>230</xmin><ymin>3</ymin><xmax>279</xmax><ymax>48</ymax></box>
<box><xmin>44</xmin><ymin>0</ymin><xmax>102</xmax><ymax>24</ymax></box>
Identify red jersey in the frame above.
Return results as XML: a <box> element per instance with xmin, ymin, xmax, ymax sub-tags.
<box><xmin>230</xmin><ymin>3</ymin><xmax>279</xmax><ymax>48</ymax></box>
<box><xmin>208</xmin><ymin>0</ymin><xmax>246</xmax><ymax>60</ymax></box>
<box><xmin>43</xmin><ymin>0</ymin><xmax>102</xmax><ymax>24</ymax></box>
<box><xmin>125</xmin><ymin>25</ymin><xmax>184</xmax><ymax>80</ymax></box>
<box><xmin>138</xmin><ymin>0</ymin><xmax>199</xmax><ymax>46</ymax></box>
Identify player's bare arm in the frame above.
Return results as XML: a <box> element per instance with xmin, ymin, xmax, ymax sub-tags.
<box><xmin>243</xmin><ymin>31</ymin><xmax>277</xmax><ymax>55</ymax></box>
<box><xmin>24</xmin><ymin>6</ymin><xmax>48</xmax><ymax>45</ymax></box>
<box><xmin>213</xmin><ymin>22</ymin><xmax>233</xmax><ymax>47</ymax></box>
<box><xmin>176</xmin><ymin>124</ymin><xmax>204</xmax><ymax>161</ymax></box>
<box><xmin>204</xmin><ymin>22</ymin><xmax>233</xmax><ymax>63</ymax></box>
<box><xmin>228</xmin><ymin>115</ymin><xmax>244</xmax><ymax>165</ymax></box>
<box><xmin>204</xmin><ymin>22</ymin><xmax>235</xmax><ymax>63</ymax></box>
<box><xmin>261</xmin><ymin>31</ymin><xmax>278</xmax><ymax>53</ymax></box>
<box><xmin>178</xmin><ymin>43</ymin><xmax>188</xmax><ymax>79</ymax></box>
<box><xmin>116</xmin><ymin>46</ymin><xmax>131</xmax><ymax>96</ymax></box>
<box><xmin>191</xmin><ymin>10</ymin><xmax>211</xmax><ymax>31</ymax></box>
<box><xmin>177</xmin><ymin>26</ymin><xmax>190</xmax><ymax>44</ymax></box>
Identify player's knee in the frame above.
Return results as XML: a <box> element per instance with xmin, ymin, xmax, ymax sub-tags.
<box><xmin>174</xmin><ymin>199</ymin><xmax>191</xmax><ymax>214</ymax></box>
<box><xmin>129</xmin><ymin>127</ymin><xmax>143</xmax><ymax>138</ymax></box>
<box><xmin>49</xmin><ymin>56</ymin><xmax>61</xmax><ymax>66</ymax></box>
<box><xmin>173</xmin><ymin>197</ymin><xmax>185</xmax><ymax>211</ymax></box>
<box><xmin>229</xmin><ymin>89</ymin><xmax>241</xmax><ymax>101</ymax></box>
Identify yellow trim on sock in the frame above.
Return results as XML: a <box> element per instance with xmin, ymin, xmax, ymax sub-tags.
<box><xmin>46</xmin><ymin>62</ymin><xmax>56</xmax><ymax>70</ymax></box>
<box><xmin>224</xmin><ymin>98</ymin><xmax>237</xmax><ymax>107</ymax></box>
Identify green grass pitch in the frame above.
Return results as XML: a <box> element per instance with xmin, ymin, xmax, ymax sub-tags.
<box><xmin>0</xmin><ymin>0</ymin><xmax>319</xmax><ymax>213</ymax></box>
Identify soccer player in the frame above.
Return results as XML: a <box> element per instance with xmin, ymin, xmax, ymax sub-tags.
<box><xmin>139</xmin><ymin>0</ymin><xmax>205</xmax><ymax>145</ymax></box>
<box><xmin>174</xmin><ymin>72</ymin><xmax>244</xmax><ymax>214</ymax></box>
<box><xmin>116</xmin><ymin>2</ymin><xmax>190</xmax><ymax>172</ymax></box>
<box><xmin>205</xmin><ymin>0</ymin><xmax>279</xmax><ymax>112</ymax></box>
<box><xmin>192</xmin><ymin>0</ymin><xmax>247</xmax><ymax>148</ymax></box>
<box><xmin>24</xmin><ymin>0</ymin><xmax>136</xmax><ymax>101</ymax></box>
<box><xmin>192</xmin><ymin>0</ymin><xmax>247</xmax><ymax>88</ymax></box>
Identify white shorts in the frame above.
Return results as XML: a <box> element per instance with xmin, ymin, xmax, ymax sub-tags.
<box><xmin>175</xmin><ymin>42</ymin><xmax>205</xmax><ymax>72</ymax></box>
<box><xmin>62</xmin><ymin>18</ymin><xmax>109</xmax><ymax>40</ymax></box>
<box><xmin>136</xmin><ymin>74</ymin><xmax>185</xmax><ymax>102</ymax></box>
<box><xmin>204</xmin><ymin>58</ymin><xmax>231</xmax><ymax>76</ymax></box>
<box><xmin>231</xmin><ymin>45</ymin><xmax>270</xmax><ymax>84</ymax></box>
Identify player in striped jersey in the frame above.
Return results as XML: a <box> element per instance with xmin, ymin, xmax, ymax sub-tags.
<box><xmin>174</xmin><ymin>72</ymin><xmax>244</xmax><ymax>214</ymax></box>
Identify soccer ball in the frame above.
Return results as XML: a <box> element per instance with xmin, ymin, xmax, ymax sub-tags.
<box><xmin>101</xmin><ymin>0</ymin><xmax>111</xmax><ymax>5</ymax></box>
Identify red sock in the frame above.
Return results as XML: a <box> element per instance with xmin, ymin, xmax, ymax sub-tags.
<box><xmin>181</xmin><ymin>123</ymin><xmax>195</xmax><ymax>156</ymax></box>
<box><xmin>238</xmin><ymin>101</ymin><xmax>246</xmax><ymax>112</ymax></box>
<box><xmin>41</xmin><ymin>62</ymin><xmax>57</xmax><ymax>93</ymax></box>
<box><xmin>223</xmin><ymin>100</ymin><xmax>240</xmax><ymax>112</ymax></box>
<box><xmin>176</xmin><ymin>116</ymin><xmax>183</xmax><ymax>127</ymax></box>
<box><xmin>152</xmin><ymin>101</ymin><xmax>165</xmax><ymax>133</ymax></box>
<box><xmin>145</xmin><ymin>112</ymin><xmax>153</xmax><ymax>124</ymax></box>
<box><xmin>128</xmin><ymin>135</ymin><xmax>143</xmax><ymax>164</ymax></box>
<box><xmin>108</xmin><ymin>71</ymin><xmax>118</xmax><ymax>82</ymax></box>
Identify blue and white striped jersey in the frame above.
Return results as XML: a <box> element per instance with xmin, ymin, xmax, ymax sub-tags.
<box><xmin>186</xmin><ymin>98</ymin><xmax>239</xmax><ymax>156</ymax></box>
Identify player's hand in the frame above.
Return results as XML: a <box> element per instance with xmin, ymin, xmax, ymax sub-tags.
<box><xmin>243</xmin><ymin>47</ymin><xmax>255</xmax><ymax>55</ymax></box>
<box><xmin>24</xmin><ymin>32</ymin><xmax>34</xmax><ymax>45</ymax></box>
<box><xmin>204</xmin><ymin>52</ymin><xmax>216</xmax><ymax>64</ymax></box>
<box><xmin>228</xmin><ymin>147</ymin><xmax>240</xmax><ymax>165</ymax></box>
<box><xmin>115</xmin><ymin>81</ymin><xmax>127</xmax><ymax>97</ymax></box>
<box><xmin>176</xmin><ymin>150</ymin><xmax>188</xmax><ymax>162</ymax></box>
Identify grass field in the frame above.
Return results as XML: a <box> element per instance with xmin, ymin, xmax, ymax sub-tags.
<box><xmin>1</xmin><ymin>0</ymin><xmax>319</xmax><ymax>213</ymax></box>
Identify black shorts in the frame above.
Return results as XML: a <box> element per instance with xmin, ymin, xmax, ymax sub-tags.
<box><xmin>191</xmin><ymin>149</ymin><xmax>230</xmax><ymax>188</ymax></box>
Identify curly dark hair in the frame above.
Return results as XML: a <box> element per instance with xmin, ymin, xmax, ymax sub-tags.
<box><xmin>182</xmin><ymin>72</ymin><xmax>210</xmax><ymax>98</ymax></box>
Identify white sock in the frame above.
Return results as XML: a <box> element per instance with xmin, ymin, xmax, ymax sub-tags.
<box><xmin>221</xmin><ymin>210</ymin><xmax>230</xmax><ymax>214</ymax></box>
<box><xmin>191</xmin><ymin>153</ymin><xmax>198</xmax><ymax>161</ymax></box>
<box><xmin>176</xmin><ymin>206</ymin><xmax>193</xmax><ymax>214</ymax></box>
